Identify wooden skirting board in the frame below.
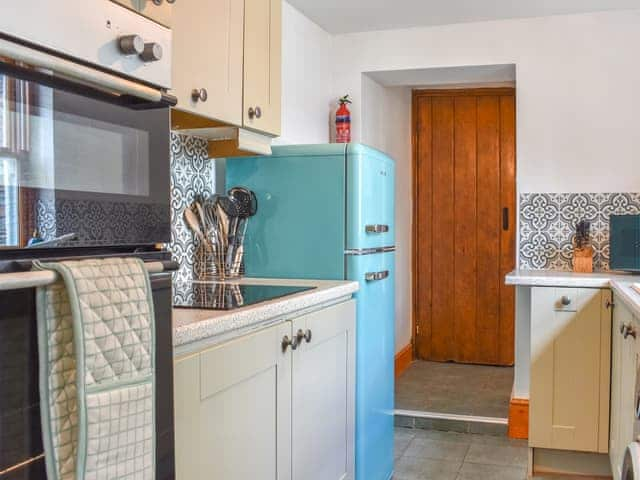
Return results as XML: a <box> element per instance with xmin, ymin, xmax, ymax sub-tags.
<box><xmin>508</xmin><ymin>396</ymin><xmax>529</xmax><ymax>440</ymax></box>
<box><xmin>395</xmin><ymin>344</ymin><xmax>413</xmax><ymax>379</ymax></box>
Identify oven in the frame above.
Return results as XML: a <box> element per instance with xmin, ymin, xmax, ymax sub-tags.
<box><xmin>0</xmin><ymin>62</ymin><xmax>171</xmax><ymax>252</ymax></box>
<box><xmin>0</xmin><ymin>259</ymin><xmax>176</xmax><ymax>480</ymax></box>
<box><xmin>0</xmin><ymin>13</ymin><xmax>176</xmax><ymax>479</ymax></box>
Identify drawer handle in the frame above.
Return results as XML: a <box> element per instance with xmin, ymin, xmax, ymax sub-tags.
<box><xmin>365</xmin><ymin>224</ymin><xmax>389</xmax><ymax>234</ymax></box>
<box><xmin>296</xmin><ymin>329</ymin><xmax>312</xmax><ymax>344</ymax></box>
<box><xmin>281</xmin><ymin>335</ymin><xmax>300</xmax><ymax>352</ymax></box>
<box><xmin>365</xmin><ymin>270</ymin><xmax>389</xmax><ymax>282</ymax></box>
<box><xmin>560</xmin><ymin>296</ymin><xmax>572</xmax><ymax>306</ymax></box>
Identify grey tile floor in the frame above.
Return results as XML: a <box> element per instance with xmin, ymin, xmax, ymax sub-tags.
<box><xmin>394</xmin><ymin>428</ymin><xmax>529</xmax><ymax>480</ymax></box>
<box><xmin>396</xmin><ymin>361</ymin><xmax>514</xmax><ymax>418</ymax></box>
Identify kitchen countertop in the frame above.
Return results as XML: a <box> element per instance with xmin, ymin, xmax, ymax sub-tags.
<box><xmin>172</xmin><ymin>277</ymin><xmax>359</xmax><ymax>356</ymax></box>
<box><xmin>506</xmin><ymin>269</ymin><xmax>640</xmax><ymax>317</ymax></box>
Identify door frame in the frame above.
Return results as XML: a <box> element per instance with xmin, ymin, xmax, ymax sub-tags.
<box><xmin>410</xmin><ymin>87</ymin><xmax>517</xmax><ymax>360</ymax></box>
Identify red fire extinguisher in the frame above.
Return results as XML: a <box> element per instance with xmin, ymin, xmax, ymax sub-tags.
<box><xmin>335</xmin><ymin>95</ymin><xmax>352</xmax><ymax>143</ymax></box>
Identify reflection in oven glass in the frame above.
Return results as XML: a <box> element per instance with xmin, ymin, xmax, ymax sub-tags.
<box><xmin>0</xmin><ymin>70</ymin><xmax>170</xmax><ymax>250</ymax></box>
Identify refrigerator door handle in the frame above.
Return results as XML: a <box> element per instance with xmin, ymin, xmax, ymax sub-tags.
<box><xmin>365</xmin><ymin>224</ymin><xmax>390</xmax><ymax>234</ymax></box>
<box><xmin>364</xmin><ymin>270</ymin><xmax>390</xmax><ymax>282</ymax></box>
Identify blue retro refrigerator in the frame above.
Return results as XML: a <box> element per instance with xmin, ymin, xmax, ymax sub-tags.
<box><xmin>227</xmin><ymin>143</ymin><xmax>395</xmax><ymax>480</ymax></box>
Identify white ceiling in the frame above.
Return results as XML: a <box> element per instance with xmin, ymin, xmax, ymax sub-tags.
<box><xmin>287</xmin><ymin>0</ymin><xmax>639</xmax><ymax>34</ymax></box>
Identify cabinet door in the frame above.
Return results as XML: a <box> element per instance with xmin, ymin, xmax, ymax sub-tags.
<box><xmin>174</xmin><ymin>322</ymin><xmax>292</xmax><ymax>480</ymax></box>
<box><xmin>138</xmin><ymin>0</ymin><xmax>172</xmax><ymax>27</ymax></box>
<box><xmin>610</xmin><ymin>299</ymin><xmax>634</xmax><ymax>479</ymax></box>
<box><xmin>243</xmin><ymin>0</ymin><xmax>282</xmax><ymax>136</ymax></box>
<box><xmin>619</xmin><ymin>315</ymin><xmax>639</xmax><ymax>468</ymax></box>
<box><xmin>530</xmin><ymin>288</ymin><xmax>611</xmax><ymax>453</ymax></box>
<box><xmin>291</xmin><ymin>301</ymin><xmax>356</xmax><ymax>480</ymax></box>
<box><xmin>172</xmin><ymin>0</ymin><xmax>244</xmax><ymax>125</ymax></box>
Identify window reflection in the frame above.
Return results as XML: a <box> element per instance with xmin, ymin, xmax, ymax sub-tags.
<box><xmin>0</xmin><ymin>70</ymin><xmax>155</xmax><ymax>249</ymax></box>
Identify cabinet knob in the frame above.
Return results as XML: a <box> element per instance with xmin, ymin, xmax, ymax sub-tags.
<box><xmin>296</xmin><ymin>329</ymin><xmax>312</xmax><ymax>344</ymax></box>
<box><xmin>118</xmin><ymin>35</ymin><xmax>144</xmax><ymax>56</ymax></box>
<box><xmin>139</xmin><ymin>42</ymin><xmax>163</xmax><ymax>62</ymax></box>
<box><xmin>560</xmin><ymin>296</ymin><xmax>571</xmax><ymax>306</ymax></box>
<box><xmin>191</xmin><ymin>88</ymin><xmax>208</xmax><ymax>103</ymax></box>
<box><xmin>248</xmin><ymin>106</ymin><xmax>262</xmax><ymax>119</ymax></box>
<box><xmin>624</xmin><ymin>325</ymin><xmax>637</xmax><ymax>340</ymax></box>
<box><xmin>281</xmin><ymin>335</ymin><xmax>299</xmax><ymax>352</ymax></box>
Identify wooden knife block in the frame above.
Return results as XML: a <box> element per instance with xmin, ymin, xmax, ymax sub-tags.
<box><xmin>573</xmin><ymin>246</ymin><xmax>593</xmax><ymax>273</ymax></box>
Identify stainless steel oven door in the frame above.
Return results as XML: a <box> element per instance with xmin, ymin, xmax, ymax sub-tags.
<box><xmin>0</xmin><ymin>64</ymin><xmax>170</xmax><ymax>251</ymax></box>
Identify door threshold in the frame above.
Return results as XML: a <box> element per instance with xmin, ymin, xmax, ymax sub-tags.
<box><xmin>394</xmin><ymin>409</ymin><xmax>508</xmax><ymax>425</ymax></box>
<box><xmin>394</xmin><ymin>409</ymin><xmax>509</xmax><ymax>436</ymax></box>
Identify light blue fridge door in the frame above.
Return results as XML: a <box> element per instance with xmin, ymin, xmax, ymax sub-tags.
<box><xmin>347</xmin><ymin>251</ymin><xmax>395</xmax><ymax>480</ymax></box>
<box><xmin>346</xmin><ymin>144</ymin><xmax>396</xmax><ymax>250</ymax></box>
<box><xmin>225</xmin><ymin>144</ymin><xmax>347</xmax><ymax>279</ymax></box>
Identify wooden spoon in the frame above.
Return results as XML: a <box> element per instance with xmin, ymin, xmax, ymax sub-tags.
<box><xmin>184</xmin><ymin>208</ymin><xmax>211</xmax><ymax>252</ymax></box>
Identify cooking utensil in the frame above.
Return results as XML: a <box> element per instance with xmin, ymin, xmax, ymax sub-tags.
<box><xmin>184</xmin><ymin>207</ymin><xmax>211</xmax><ymax>252</ymax></box>
<box><xmin>230</xmin><ymin>189</ymin><xmax>258</xmax><ymax>275</ymax></box>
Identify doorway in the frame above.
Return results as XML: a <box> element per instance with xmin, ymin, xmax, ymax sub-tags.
<box><xmin>396</xmin><ymin>87</ymin><xmax>516</xmax><ymax>424</ymax></box>
<box><xmin>413</xmin><ymin>88</ymin><xmax>516</xmax><ymax>366</ymax></box>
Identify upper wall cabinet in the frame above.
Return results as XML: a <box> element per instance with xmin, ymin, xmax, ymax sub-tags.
<box><xmin>243</xmin><ymin>0</ymin><xmax>282</xmax><ymax>136</ymax></box>
<box><xmin>112</xmin><ymin>0</ymin><xmax>173</xmax><ymax>27</ymax></box>
<box><xmin>172</xmin><ymin>0</ymin><xmax>244</xmax><ymax>126</ymax></box>
<box><xmin>172</xmin><ymin>0</ymin><xmax>282</xmax><ymax>137</ymax></box>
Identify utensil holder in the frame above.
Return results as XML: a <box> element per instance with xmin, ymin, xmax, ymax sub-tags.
<box><xmin>193</xmin><ymin>240</ymin><xmax>244</xmax><ymax>281</ymax></box>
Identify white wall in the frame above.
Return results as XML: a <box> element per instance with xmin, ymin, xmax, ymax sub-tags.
<box><xmin>361</xmin><ymin>75</ymin><xmax>413</xmax><ymax>352</ymax></box>
<box><xmin>277</xmin><ymin>1</ymin><xmax>333</xmax><ymax>144</ymax></box>
<box><xmin>327</xmin><ymin>9</ymin><xmax>640</xmax><ymax>366</ymax></box>
<box><xmin>332</xmin><ymin>9</ymin><xmax>640</xmax><ymax>194</ymax></box>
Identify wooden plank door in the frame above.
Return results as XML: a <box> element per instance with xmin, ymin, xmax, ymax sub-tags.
<box><xmin>414</xmin><ymin>88</ymin><xmax>516</xmax><ymax>365</ymax></box>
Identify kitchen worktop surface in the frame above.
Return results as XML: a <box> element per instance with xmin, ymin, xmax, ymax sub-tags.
<box><xmin>172</xmin><ymin>277</ymin><xmax>359</xmax><ymax>356</ymax></box>
<box><xmin>506</xmin><ymin>269</ymin><xmax>640</xmax><ymax>317</ymax></box>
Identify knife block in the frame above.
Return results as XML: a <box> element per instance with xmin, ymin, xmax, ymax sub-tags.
<box><xmin>573</xmin><ymin>246</ymin><xmax>593</xmax><ymax>273</ymax></box>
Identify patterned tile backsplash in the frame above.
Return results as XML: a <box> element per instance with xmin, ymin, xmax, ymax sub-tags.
<box><xmin>519</xmin><ymin>193</ymin><xmax>640</xmax><ymax>271</ymax></box>
<box><xmin>168</xmin><ymin>133</ymin><xmax>215</xmax><ymax>284</ymax></box>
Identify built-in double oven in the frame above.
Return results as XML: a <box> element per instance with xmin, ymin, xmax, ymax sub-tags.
<box><xmin>0</xmin><ymin>2</ymin><xmax>177</xmax><ymax>478</ymax></box>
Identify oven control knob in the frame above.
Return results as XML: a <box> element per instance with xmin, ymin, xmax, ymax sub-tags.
<box><xmin>118</xmin><ymin>35</ymin><xmax>144</xmax><ymax>56</ymax></box>
<box><xmin>140</xmin><ymin>42</ymin><xmax>163</xmax><ymax>62</ymax></box>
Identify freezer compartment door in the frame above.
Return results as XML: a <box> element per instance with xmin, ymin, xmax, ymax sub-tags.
<box><xmin>346</xmin><ymin>144</ymin><xmax>396</xmax><ymax>250</ymax></box>
<box><xmin>347</xmin><ymin>251</ymin><xmax>395</xmax><ymax>480</ymax></box>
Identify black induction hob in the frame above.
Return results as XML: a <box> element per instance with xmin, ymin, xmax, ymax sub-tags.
<box><xmin>173</xmin><ymin>282</ymin><xmax>316</xmax><ymax>311</ymax></box>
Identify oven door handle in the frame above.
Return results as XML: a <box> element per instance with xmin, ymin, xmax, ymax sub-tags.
<box><xmin>0</xmin><ymin>38</ymin><xmax>176</xmax><ymax>106</ymax></box>
<box><xmin>0</xmin><ymin>261</ymin><xmax>177</xmax><ymax>291</ymax></box>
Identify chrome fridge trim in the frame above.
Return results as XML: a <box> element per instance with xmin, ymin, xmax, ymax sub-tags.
<box><xmin>344</xmin><ymin>246</ymin><xmax>396</xmax><ymax>256</ymax></box>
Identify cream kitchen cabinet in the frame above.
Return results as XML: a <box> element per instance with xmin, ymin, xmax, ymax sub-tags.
<box><xmin>172</xmin><ymin>0</ymin><xmax>281</xmax><ymax>136</ymax></box>
<box><xmin>530</xmin><ymin>287</ymin><xmax>611</xmax><ymax>453</ymax></box>
<box><xmin>111</xmin><ymin>0</ymin><xmax>173</xmax><ymax>27</ymax></box>
<box><xmin>609</xmin><ymin>297</ymin><xmax>639</xmax><ymax>480</ymax></box>
<box><xmin>242</xmin><ymin>0</ymin><xmax>282</xmax><ymax>136</ymax></box>
<box><xmin>174</xmin><ymin>300</ymin><xmax>356</xmax><ymax>480</ymax></box>
<box><xmin>171</xmin><ymin>0</ymin><xmax>244</xmax><ymax>126</ymax></box>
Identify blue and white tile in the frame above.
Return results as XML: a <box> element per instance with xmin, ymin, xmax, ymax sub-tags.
<box><xmin>519</xmin><ymin>192</ymin><xmax>640</xmax><ymax>271</ymax></box>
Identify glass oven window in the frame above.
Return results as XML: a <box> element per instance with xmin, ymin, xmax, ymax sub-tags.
<box><xmin>0</xmin><ymin>155</ymin><xmax>18</xmax><ymax>247</ymax></box>
<box><xmin>0</xmin><ymin>68</ymin><xmax>170</xmax><ymax>250</ymax></box>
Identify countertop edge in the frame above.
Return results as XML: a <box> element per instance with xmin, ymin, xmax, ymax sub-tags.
<box><xmin>505</xmin><ymin>270</ymin><xmax>640</xmax><ymax>317</ymax></box>
<box><xmin>172</xmin><ymin>280</ymin><xmax>359</xmax><ymax>356</ymax></box>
